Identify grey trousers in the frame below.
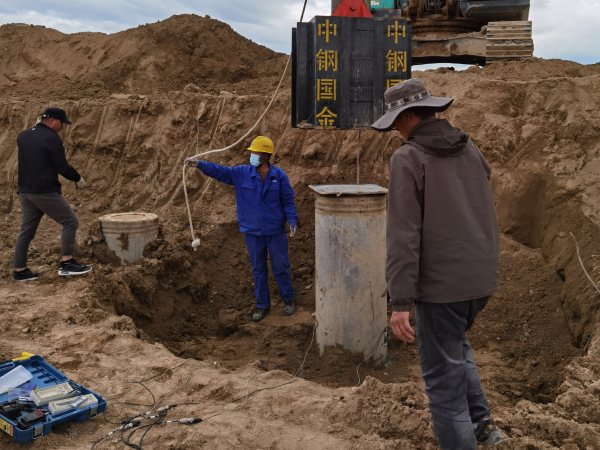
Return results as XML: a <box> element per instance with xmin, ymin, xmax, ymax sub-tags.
<box><xmin>416</xmin><ymin>297</ymin><xmax>490</xmax><ymax>450</ymax></box>
<box><xmin>14</xmin><ymin>193</ymin><xmax>79</xmax><ymax>268</ymax></box>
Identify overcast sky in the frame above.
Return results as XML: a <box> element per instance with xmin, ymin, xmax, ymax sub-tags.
<box><xmin>0</xmin><ymin>0</ymin><xmax>597</xmax><ymax>64</ymax></box>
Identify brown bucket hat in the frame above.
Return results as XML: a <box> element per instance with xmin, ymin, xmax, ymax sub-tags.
<box><xmin>371</xmin><ymin>78</ymin><xmax>453</xmax><ymax>131</ymax></box>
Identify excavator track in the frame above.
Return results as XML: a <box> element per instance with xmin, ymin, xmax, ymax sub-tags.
<box><xmin>329</xmin><ymin>1</ymin><xmax>533</xmax><ymax>65</ymax></box>
<box><xmin>485</xmin><ymin>21</ymin><xmax>533</xmax><ymax>61</ymax></box>
<box><xmin>410</xmin><ymin>16</ymin><xmax>478</xmax><ymax>34</ymax></box>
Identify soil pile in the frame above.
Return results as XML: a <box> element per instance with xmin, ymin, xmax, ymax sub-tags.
<box><xmin>0</xmin><ymin>13</ymin><xmax>599</xmax><ymax>450</ymax></box>
<box><xmin>0</xmin><ymin>14</ymin><xmax>286</xmax><ymax>98</ymax></box>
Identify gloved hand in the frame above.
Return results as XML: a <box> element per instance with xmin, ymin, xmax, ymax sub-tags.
<box><xmin>75</xmin><ymin>177</ymin><xmax>86</xmax><ymax>190</ymax></box>
<box><xmin>185</xmin><ymin>158</ymin><xmax>199</xmax><ymax>168</ymax></box>
<box><xmin>289</xmin><ymin>224</ymin><xmax>297</xmax><ymax>238</ymax></box>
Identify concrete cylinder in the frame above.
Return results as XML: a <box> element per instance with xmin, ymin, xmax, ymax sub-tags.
<box><xmin>98</xmin><ymin>212</ymin><xmax>159</xmax><ymax>264</ymax></box>
<box><xmin>310</xmin><ymin>184</ymin><xmax>388</xmax><ymax>365</ymax></box>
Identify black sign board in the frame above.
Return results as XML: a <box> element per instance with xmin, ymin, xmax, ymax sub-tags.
<box><xmin>292</xmin><ymin>16</ymin><xmax>411</xmax><ymax>129</ymax></box>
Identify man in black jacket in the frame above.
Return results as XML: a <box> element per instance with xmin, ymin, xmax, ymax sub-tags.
<box><xmin>13</xmin><ymin>107</ymin><xmax>92</xmax><ymax>281</ymax></box>
<box><xmin>372</xmin><ymin>79</ymin><xmax>504</xmax><ymax>449</ymax></box>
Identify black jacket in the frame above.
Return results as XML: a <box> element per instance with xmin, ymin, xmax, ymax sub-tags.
<box><xmin>17</xmin><ymin>122</ymin><xmax>81</xmax><ymax>194</ymax></box>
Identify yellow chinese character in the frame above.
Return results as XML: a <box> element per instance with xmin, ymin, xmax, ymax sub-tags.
<box><xmin>316</xmin><ymin>49</ymin><xmax>338</xmax><ymax>72</ymax></box>
<box><xmin>317</xmin><ymin>79</ymin><xmax>337</xmax><ymax>101</ymax></box>
<box><xmin>316</xmin><ymin>106</ymin><xmax>337</xmax><ymax>127</ymax></box>
<box><xmin>317</xmin><ymin>19</ymin><xmax>337</xmax><ymax>44</ymax></box>
<box><xmin>386</xmin><ymin>50</ymin><xmax>407</xmax><ymax>73</ymax></box>
<box><xmin>387</xmin><ymin>79</ymin><xmax>402</xmax><ymax>89</ymax></box>
<box><xmin>387</xmin><ymin>21</ymin><xmax>406</xmax><ymax>45</ymax></box>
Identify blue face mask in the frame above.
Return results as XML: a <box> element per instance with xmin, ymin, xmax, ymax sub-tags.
<box><xmin>249</xmin><ymin>154</ymin><xmax>261</xmax><ymax>167</ymax></box>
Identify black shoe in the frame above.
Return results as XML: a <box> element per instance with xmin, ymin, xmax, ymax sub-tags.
<box><xmin>283</xmin><ymin>303</ymin><xmax>295</xmax><ymax>316</ymax></box>
<box><xmin>14</xmin><ymin>268</ymin><xmax>40</xmax><ymax>282</ymax></box>
<box><xmin>251</xmin><ymin>308</ymin><xmax>269</xmax><ymax>322</ymax></box>
<box><xmin>475</xmin><ymin>418</ymin><xmax>507</xmax><ymax>446</ymax></box>
<box><xmin>58</xmin><ymin>259</ymin><xmax>92</xmax><ymax>276</ymax></box>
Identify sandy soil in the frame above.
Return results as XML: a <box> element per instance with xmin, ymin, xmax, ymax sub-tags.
<box><xmin>0</xmin><ymin>14</ymin><xmax>599</xmax><ymax>449</ymax></box>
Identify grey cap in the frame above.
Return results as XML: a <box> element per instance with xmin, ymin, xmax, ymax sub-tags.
<box><xmin>371</xmin><ymin>78</ymin><xmax>453</xmax><ymax>131</ymax></box>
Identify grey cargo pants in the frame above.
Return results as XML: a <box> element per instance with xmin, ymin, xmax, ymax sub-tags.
<box><xmin>14</xmin><ymin>193</ymin><xmax>79</xmax><ymax>268</ymax></box>
<box><xmin>416</xmin><ymin>297</ymin><xmax>490</xmax><ymax>450</ymax></box>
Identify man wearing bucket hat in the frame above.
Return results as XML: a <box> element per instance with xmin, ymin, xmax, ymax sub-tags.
<box><xmin>372</xmin><ymin>79</ymin><xmax>503</xmax><ymax>448</ymax></box>
<box><xmin>186</xmin><ymin>136</ymin><xmax>298</xmax><ymax>322</ymax></box>
<box><xmin>13</xmin><ymin>107</ymin><xmax>92</xmax><ymax>281</ymax></box>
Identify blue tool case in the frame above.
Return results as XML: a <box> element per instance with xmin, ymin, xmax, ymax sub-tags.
<box><xmin>0</xmin><ymin>354</ymin><xmax>107</xmax><ymax>443</ymax></box>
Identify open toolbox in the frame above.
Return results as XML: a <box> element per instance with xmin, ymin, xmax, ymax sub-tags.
<box><xmin>0</xmin><ymin>353</ymin><xmax>107</xmax><ymax>443</ymax></box>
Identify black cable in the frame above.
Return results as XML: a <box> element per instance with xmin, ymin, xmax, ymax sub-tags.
<box><xmin>259</xmin><ymin>359</ymin><xmax>344</xmax><ymax>381</ymax></box>
<box><xmin>121</xmin><ymin>426</ymin><xmax>140</xmax><ymax>450</ymax></box>
<box><xmin>124</xmin><ymin>422</ymin><xmax>156</xmax><ymax>450</ymax></box>
<box><xmin>102</xmin><ymin>415</ymin><xmax>128</xmax><ymax>425</ymax></box>
<box><xmin>92</xmin><ymin>382</ymin><xmax>181</xmax><ymax>449</ymax></box>
<box><xmin>93</xmin><ymin>326</ymin><xmax>321</xmax><ymax>449</ymax></box>
<box><xmin>172</xmin><ymin>401</ymin><xmax>209</xmax><ymax>408</ymax></box>
<box><xmin>105</xmin><ymin>360</ymin><xmax>191</xmax><ymax>404</ymax></box>
<box><xmin>215</xmin><ymin>379</ymin><xmax>299</xmax><ymax>410</ymax></box>
<box><xmin>93</xmin><ymin>343</ymin><xmax>307</xmax><ymax>449</ymax></box>
<box><xmin>137</xmin><ymin>418</ymin><xmax>200</xmax><ymax>450</ymax></box>
<box><xmin>134</xmin><ymin>360</ymin><xmax>189</xmax><ymax>384</ymax></box>
<box><xmin>151</xmin><ymin>369</ymin><xmax>192</xmax><ymax>411</ymax></box>
<box><xmin>261</xmin><ymin>335</ymin><xmax>384</xmax><ymax>383</ymax></box>
<box><xmin>92</xmin><ymin>362</ymin><xmax>194</xmax><ymax>448</ymax></box>
<box><xmin>300</xmin><ymin>0</ymin><xmax>308</xmax><ymax>22</ymax></box>
<box><xmin>90</xmin><ymin>399</ymin><xmax>160</xmax><ymax>449</ymax></box>
<box><xmin>137</xmin><ymin>422</ymin><xmax>160</xmax><ymax>449</ymax></box>
<box><xmin>90</xmin><ymin>434</ymin><xmax>109</xmax><ymax>450</ymax></box>
<box><xmin>125</xmin><ymin>381</ymin><xmax>155</xmax><ymax>407</ymax></box>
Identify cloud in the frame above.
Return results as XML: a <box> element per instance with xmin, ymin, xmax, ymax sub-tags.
<box><xmin>530</xmin><ymin>0</ymin><xmax>600</xmax><ymax>63</ymax></box>
<box><xmin>0</xmin><ymin>1</ymin><xmax>330</xmax><ymax>52</ymax></box>
<box><xmin>0</xmin><ymin>0</ymin><xmax>597</xmax><ymax>63</ymax></box>
<box><xmin>200</xmin><ymin>0</ymin><xmax>330</xmax><ymax>52</ymax></box>
<box><xmin>0</xmin><ymin>10</ymin><xmax>124</xmax><ymax>34</ymax></box>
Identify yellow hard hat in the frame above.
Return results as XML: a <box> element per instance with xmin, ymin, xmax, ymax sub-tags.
<box><xmin>247</xmin><ymin>136</ymin><xmax>274</xmax><ymax>154</ymax></box>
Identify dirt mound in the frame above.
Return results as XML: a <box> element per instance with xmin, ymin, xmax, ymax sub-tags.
<box><xmin>477</xmin><ymin>57</ymin><xmax>599</xmax><ymax>80</ymax></box>
<box><xmin>0</xmin><ymin>14</ymin><xmax>286</xmax><ymax>99</ymax></box>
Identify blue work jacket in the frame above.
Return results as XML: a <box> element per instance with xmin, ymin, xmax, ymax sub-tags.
<box><xmin>197</xmin><ymin>161</ymin><xmax>298</xmax><ymax>236</ymax></box>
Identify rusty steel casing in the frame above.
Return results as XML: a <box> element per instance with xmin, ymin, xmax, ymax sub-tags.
<box><xmin>310</xmin><ymin>185</ymin><xmax>388</xmax><ymax>365</ymax></box>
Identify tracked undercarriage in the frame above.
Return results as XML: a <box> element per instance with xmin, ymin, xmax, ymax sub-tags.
<box><xmin>332</xmin><ymin>0</ymin><xmax>533</xmax><ymax>64</ymax></box>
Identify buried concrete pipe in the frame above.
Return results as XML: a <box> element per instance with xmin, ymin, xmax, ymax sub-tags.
<box><xmin>99</xmin><ymin>212</ymin><xmax>159</xmax><ymax>264</ymax></box>
<box><xmin>310</xmin><ymin>184</ymin><xmax>388</xmax><ymax>366</ymax></box>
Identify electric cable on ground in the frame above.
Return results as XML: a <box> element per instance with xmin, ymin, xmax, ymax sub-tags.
<box><xmin>199</xmin><ymin>321</ymin><xmax>317</xmax><ymax>422</ymax></box>
<box><xmin>90</xmin><ymin>322</ymin><xmax>316</xmax><ymax>449</ymax></box>
<box><xmin>569</xmin><ymin>232</ymin><xmax>600</xmax><ymax>296</ymax></box>
<box><xmin>91</xmin><ymin>362</ymin><xmax>194</xmax><ymax>449</ymax></box>
<box><xmin>355</xmin><ymin>328</ymin><xmax>388</xmax><ymax>386</ymax></box>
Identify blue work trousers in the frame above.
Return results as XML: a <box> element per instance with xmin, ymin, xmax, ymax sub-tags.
<box><xmin>245</xmin><ymin>233</ymin><xmax>294</xmax><ymax>309</ymax></box>
<box><xmin>416</xmin><ymin>297</ymin><xmax>491</xmax><ymax>450</ymax></box>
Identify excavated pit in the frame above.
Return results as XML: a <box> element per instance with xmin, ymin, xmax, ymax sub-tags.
<box><xmin>88</xmin><ymin>189</ymin><xmax>582</xmax><ymax>406</ymax></box>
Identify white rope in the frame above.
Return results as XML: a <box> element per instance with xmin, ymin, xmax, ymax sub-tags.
<box><xmin>569</xmin><ymin>232</ymin><xmax>600</xmax><ymax>297</ymax></box>
<box><xmin>355</xmin><ymin>328</ymin><xmax>387</xmax><ymax>386</ymax></box>
<box><xmin>183</xmin><ymin>0</ymin><xmax>308</xmax><ymax>251</ymax></box>
<box><xmin>182</xmin><ymin>56</ymin><xmax>290</xmax><ymax>250</ymax></box>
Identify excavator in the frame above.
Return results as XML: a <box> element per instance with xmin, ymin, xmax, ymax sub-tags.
<box><xmin>331</xmin><ymin>0</ymin><xmax>533</xmax><ymax>64</ymax></box>
<box><xmin>291</xmin><ymin>0</ymin><xmax>533</xmax><ymax>128</ymax></box>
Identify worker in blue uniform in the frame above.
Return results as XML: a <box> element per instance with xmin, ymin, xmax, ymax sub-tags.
<box><xmin>186</xmin><ymin>136</ymin><xmax>298</xmax><ymax>322</ymax></box>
